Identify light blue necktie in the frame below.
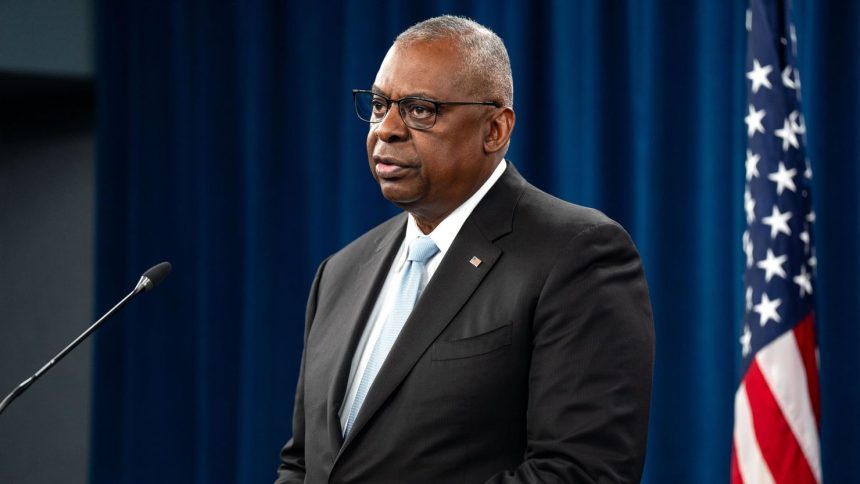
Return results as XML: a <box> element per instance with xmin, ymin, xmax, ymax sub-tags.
<box><xmin>344</xmin><ymin>236</ymin><xmax>439</xmax><ymax>437</ymax></box>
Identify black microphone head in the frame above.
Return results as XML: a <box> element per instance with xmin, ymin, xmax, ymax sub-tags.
<box><xmin>137</xmin><ymin>261</ymin><xmax>172</xmax><ymax>292</ymax></box>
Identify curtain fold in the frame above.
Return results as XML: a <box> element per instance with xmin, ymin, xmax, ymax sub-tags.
<box><xmin>91</xmin><ymin>1</ymin><xmax>860</xmax><ymax>483</ymax></box>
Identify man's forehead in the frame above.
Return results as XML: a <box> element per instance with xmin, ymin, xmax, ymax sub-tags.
<box><xmin>373</xmin><ymin>40</ymin><xmax>468</xmax><ymax>98</ymax></box>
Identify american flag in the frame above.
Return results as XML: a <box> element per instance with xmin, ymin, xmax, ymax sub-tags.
<box><xmin>732</xmin><ymin>0</ymin><xmax>821</xmax><ymax>483</ymax></box>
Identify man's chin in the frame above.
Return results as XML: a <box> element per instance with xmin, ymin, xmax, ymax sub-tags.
<box><xmin>379</xmin><ymin>184</ymin><xmax>421</xmax><ymax>208</ymax></box>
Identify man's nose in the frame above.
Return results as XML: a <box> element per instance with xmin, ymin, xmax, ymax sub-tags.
<box><xmin>374</xmin><ymin>104</ymin><xmax>408</xmax><ymax>142</ymax></box>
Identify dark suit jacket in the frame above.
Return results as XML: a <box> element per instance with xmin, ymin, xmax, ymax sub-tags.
<box><xmin>277</xmin><ymin>165</ymin><xmax>655</xmax><ymax>483</ymax></box>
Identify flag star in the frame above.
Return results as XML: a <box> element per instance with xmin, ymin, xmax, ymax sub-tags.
<box><xmin>808</xmin><ymin>250</ymin><xmax>817</xmax><ymax>273</ymax></box>
<box><xmin>740</xmin><ymin>324</ymin><xmax>752</xmax><ymax>357</ymax></box>
<box><xmin>753</xmin><ymin>293</ymin><xmax>782</xmax><ymax>326</ymax></box>
<box><xmin>793</xmin><ymin>265</ymin><xmax>813</xmax><ymax>297</ymax></box>
<box><xmin>744</xmin><ymin>189</ymin><xmax>757</xmax><ymax>225</ymax></box>
<box><xmin>745</xmin><ymin>286</ymin><xmax>754</xmax><ymax>311</ymax></box>
<box><xmin>790</xmin><ymin>24</ymin><xmax>798</xmax><ymax>51</ymax></box>
<box><xmin>762</xmin><ymin>205</ymin><xmax>792</xmax><ymax>239</ymax></box>
<box><xmin>747</xmin><ymin>59</ymin><xmax>773</xmax><ymax>93</ymax></box>
<box><xmin>775</xmin><ymin>117</ymin><xmax>800</xmax><ymax>151</ymax></box>
<box><xmin>767</xmin><ymin>162</ymin><xmax>798</xmax><ymax>195</ymax></box>
<box><xmin>745</xmin><ymin>150</ymin><xmax>760</xmax><ymax>180</ymax></box>
<box><xmin>745</xmin><ymin>9</ymin><xmax>752</xmax><ymax>32</ymax></box>
<box><xmin>799</xmin><ymin>229</ymin><xmax>811</xmax><ymax>253</ymax></box>
<box><xmin>805</xmin><ymin>164</ymin><xmax>813</xmax><ymax>180</ymax></box>
<box><xmin>807</xmin><ymin>210</ymin><xmax>816</xmax><ymax>223</ymax></box>
<box><xmin>743</xmin><ymin>230</ymin><xmax>755</xmax><ymax>267</ymax></box>
<box><xmin>789</xmin><ymin>110</ymin><xmax>806</xmax><ymax>135</ymax></box>
<box><xmin>782</xmin><ymin>66</ymin><xmax>798</xmax><ymax>89</ymax></box>
<box><xmin>756</xmin><ymin>249</ymin><xmax>788</xmax><ymax>282</ymax></box>
<box><xmin>745</xmin><ymin>105</ymin><xmax>766</xmax><ymax>137</ymax></box>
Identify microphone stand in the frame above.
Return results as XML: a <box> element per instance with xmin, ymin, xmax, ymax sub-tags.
<box><xmin>0</xmin><ymin>277</ymin><xmax>151</xmax><ymax>415</ymax></box>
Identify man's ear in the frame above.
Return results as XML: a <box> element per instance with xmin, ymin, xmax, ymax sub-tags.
<box><xmin>484</xmin><ymin>107</ymin><xmax>515</xmax><ymax>154</ymax></box>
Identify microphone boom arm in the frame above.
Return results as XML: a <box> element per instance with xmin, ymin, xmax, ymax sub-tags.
<box><xmin>0</xmin><ymin>264</ymin><xmax>170</xmax><ymax>416</ymax></box>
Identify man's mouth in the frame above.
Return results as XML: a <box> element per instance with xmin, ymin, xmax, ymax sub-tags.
<box><xmin>374</xmin><ymin>157</ymin><xmax>414</xmax><ymax>179</ymax></box>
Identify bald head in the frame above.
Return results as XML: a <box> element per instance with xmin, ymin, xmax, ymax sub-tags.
<box><xmin>395</xmin><ymin>16</ymin><xmax>513</xmax><ymax>108</ymax></box>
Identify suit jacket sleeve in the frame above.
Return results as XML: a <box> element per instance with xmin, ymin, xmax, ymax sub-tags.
<box><xmin>485</xmin><ymin>222</ymin><xmax>655</xmax><ymax>483</ymax></box>
<box><xmin>275</xmin><ymin>258</ymin><xmax>328</xmax><ymax>484</ymax></box>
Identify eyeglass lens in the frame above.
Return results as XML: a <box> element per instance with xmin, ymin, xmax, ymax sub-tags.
<box><xmin>354</xmin><ymin>92</ymin><xmax>437</xmax><ymax>130</ymax></box>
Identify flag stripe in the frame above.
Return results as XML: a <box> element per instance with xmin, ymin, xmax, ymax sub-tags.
<box><xmin>745</xmin><ymin>359</ymin><xmax>818</xmax><ymax>483</ymax></box>
<box><xmin>731</xmin><ymin>446</ymin><xmax>744</xmax><ymax>484</ymax></box>
<box><xmin>793</xmin><ymin>313</ymin><xmax>822</xmax><ymax>425</ymax></box>
<box><xmin>756</xmin><ymin>325</ymin><xmax>823</xmax><ymax>482</ymax></box>
<box><xmin>733</xmin><ymin>383</ymin><xmax>776</xmax><ymax>484</ymax></box>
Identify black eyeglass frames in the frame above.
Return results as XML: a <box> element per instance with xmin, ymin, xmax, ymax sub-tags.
<box><xmin>352</xmin><ymin>89</ymin><xmax>499</xmax><ymax>130</ymax></box>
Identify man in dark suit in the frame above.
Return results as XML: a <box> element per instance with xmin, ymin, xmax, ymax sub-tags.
<box><xmin>277</xmin><ymin>15</ymin><xmax>654</xmax><ymax>483</ymax></box>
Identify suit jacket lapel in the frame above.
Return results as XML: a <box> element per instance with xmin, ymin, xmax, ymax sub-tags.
<box><xmin>325</xmin><ymin>214</ymin><xmax>406</xmax><ymax>452</ymax></box>
<box><xmin>337</xmin><ymin>163</ymin><xmax>526</xmax><ymax>455</ymax></box>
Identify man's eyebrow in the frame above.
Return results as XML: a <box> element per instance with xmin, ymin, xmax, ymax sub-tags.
<box><xmin>370</xmin><ymin>85</ymin><xmax>438</xmax><ymax>100</ymax></box>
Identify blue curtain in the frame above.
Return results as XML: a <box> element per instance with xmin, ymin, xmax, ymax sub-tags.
<box><xmin>91</xmin><ymin>1</ymin><xmax>860</xmax><ymax>483</ymax></box>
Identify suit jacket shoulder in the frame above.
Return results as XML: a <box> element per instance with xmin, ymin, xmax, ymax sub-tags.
<box><xmin>327</xmin><ymin>212</ymin><xmax>406</xmax><ymax>272</ymax></box>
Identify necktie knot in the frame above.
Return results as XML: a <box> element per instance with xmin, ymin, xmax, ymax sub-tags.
<box><xmin>406</xmin><ymin>236</ymin><xmax>439</xmax><ymax>263</ymax></box>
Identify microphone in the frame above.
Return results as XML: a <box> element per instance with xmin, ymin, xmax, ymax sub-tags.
<box><xmin>135</xmin><ymin>261</ymin><xmax>172</xmax><ymax>293</ymax></box>
<box><xmin>0</xmin><ymin>261</ymin><xmax>173</xmax><ymax>415</ymax></box>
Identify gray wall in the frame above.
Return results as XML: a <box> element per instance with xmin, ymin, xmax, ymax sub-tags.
<box><xmin>0</xmin><ymin>68</ymin><xmax>95</xmax><ymax>484</ymax></box>
<box><xmin>0</xmin><ymin>0</ymin><xmax>93</xmax><ymax>76</ymax></box>
<box><xmin>0</xmin><ymin>3</ymin><xmax>95</xmax><ymax>483</ymax></box>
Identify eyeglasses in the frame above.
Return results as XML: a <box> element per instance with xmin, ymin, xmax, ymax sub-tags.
<box><xmin>352</xmin><ymin>89</ymin><xmax>500</xmax><ymax>130</ymax></box>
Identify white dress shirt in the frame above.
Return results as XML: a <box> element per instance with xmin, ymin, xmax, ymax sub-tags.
<box><xmin>339</xmin><ymin>160</ymin><xmax>508</xmax><ymax>431</ymax></box>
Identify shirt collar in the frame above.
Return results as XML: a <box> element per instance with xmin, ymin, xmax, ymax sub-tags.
<box><xmin>395</xmin><ymin>159</ymin><xmax>508</xmax><ymax>271</ymax></box>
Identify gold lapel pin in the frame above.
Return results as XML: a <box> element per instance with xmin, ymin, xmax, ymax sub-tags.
<box><xmin>469</xmin><ymin>256</ymin><xmax>482</xmax><ymax>267</ymax></box>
